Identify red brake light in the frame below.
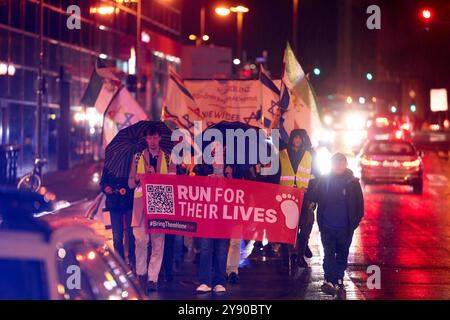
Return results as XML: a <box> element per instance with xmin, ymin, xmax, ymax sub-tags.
<box><xmin>400</xmin><ymin>123</ymin><xmax>410</xmax><ymax>131</ymax></box>
<box><xmin>361</xmin><ymin>156</ymin><xmax>380</xmax><ymax>166</ymax></box>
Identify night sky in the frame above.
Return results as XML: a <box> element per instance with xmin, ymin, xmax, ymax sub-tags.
<box><xmin>181</xmin><ymin>0</ymin><xmax>450</xmax><ymax>97</ymax></box>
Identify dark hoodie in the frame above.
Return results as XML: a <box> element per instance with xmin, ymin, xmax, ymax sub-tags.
<box><xmin>307</xmin><ymin>169</ymin><xmax>364</xmax><ymax>231</ymax></box>
<box><xmin>286</xmin><ymin>129</ymin><xmax>308</xmax><ymax>174</ymax></box>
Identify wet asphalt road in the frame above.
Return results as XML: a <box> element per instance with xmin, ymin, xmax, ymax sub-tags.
<box><xmin>346</xmin><ymin>150</ymin><xmax>450</xmax><ymax>299</ymax></box>
<box><xmin>42</xmin><ymin>150</ymin><xmax>450</xmax><ymax>300</ymax></box>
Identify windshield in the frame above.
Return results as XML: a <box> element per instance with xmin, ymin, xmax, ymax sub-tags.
<box><xmin>366</xmin><ymin>141</ymin><xmax>416</xmax><ymax>156</ymax></box>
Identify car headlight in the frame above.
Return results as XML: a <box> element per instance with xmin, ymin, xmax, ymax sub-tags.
<box><xmin>317</xmin><ymin>129</ymin><xmax>334</xmax><ymax>143</ymax></box>
<box><xmin>345</xmin><ymin>114</ymin><xmax>366</xmax><ymax>130</ymax></box>
<box><xmin>315</xmin><ymin>147</ymin><xmax>332</xmax><ymax>175</ymax></box>
<box><xmin>323</xmin><ymin>115</ymin><xmax>333</xmax><ymax>126</ymax></box>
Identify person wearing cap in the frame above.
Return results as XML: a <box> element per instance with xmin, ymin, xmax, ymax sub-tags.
<box><xmin>307</xmin><ymin>152</ymin><xmax>364</xmax><ymax>299</ymax></box>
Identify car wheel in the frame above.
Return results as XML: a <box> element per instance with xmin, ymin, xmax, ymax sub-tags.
<box><xmin>412</xmin><ymin>181</ymin><xmax>423</xmax><ymax>195</ymax></box>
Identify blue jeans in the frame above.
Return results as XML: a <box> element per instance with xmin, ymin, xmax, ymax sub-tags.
<box><xmin>162</xmin><ymin>235</ymin><xmax>184</xmax><ymax>278</ymax></box>
<box><xmin>110</xmin><ymin>209</ymin><xmax>135</xmax><ymax>266</ymax></box>
<box><xmin>199</xmin><ymin>238</ymin><xmax>230</xmax><ymax>287</ymax></box>
<box><xmin>320</xmin><ymin>225</ymin><xmax>354</xmax><ymax>284</ymax></box>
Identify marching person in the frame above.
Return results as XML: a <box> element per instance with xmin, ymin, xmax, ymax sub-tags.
<box><xmin>224</xmin><ymin>164</ymin><xmax>243</xmax><ymax>284</ymax></box>
<box><xmin>278</xmin><ymin>129</ymin><xmax>314</xmax><ymax>268</ymax></box>
<box><xmin>100</xmin><ymin>167</ymin><xmax>135</xmax><ymax>271</ymax></box>
<box><xmin>194</xmin><ymin>142</ymin><xmax>230</xmax><ymax>294</ymax></box>
<box><xmin>161</xmin><ymin>163</ymin><xmax>190</xmax><ymax>281</ymax></box>
<box><xmin>128</xmin><ymin>126</ymin><xmax>176</xmax><ymax>293</ymax></box>
<box><xmin>307</xmin><ymin>153</ymin><xmax>364</xmax><ymax>299</ymax></box>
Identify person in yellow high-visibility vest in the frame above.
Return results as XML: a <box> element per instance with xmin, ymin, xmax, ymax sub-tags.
<box><xmin>278</xmin><ymin>129</ymin><xmax>314</xmax><ymax>268</ymax></box>
<box><xmin>128</xmin><ymin>125</ymin><xmax>176</xmax><ymax>293</ymax></box>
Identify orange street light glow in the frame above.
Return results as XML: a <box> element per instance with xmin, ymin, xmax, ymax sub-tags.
<box><xmin>230</xmin><ymin>5</ymin><xmax>249</xmax><ymax>13</ymax></box>
<box><xmin>188</xmin><ymin>34</ymin><xmax>197</xmax><ymax>41</ymax></box>
<box><xmin>215</xmin><ymin>7</ymin><xmax>231</xmax><ymax>16</ymax></box>
<box><xmin>90</xmin><ymin>6</ymin><xmax>119</xmax><ymax>15</ymax></box>
<box><xmin>202</xmin><ymin>34</ymin><xmax>210</xmax><ymax>41</ymax></box>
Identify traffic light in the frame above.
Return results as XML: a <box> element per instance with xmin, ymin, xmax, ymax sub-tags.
<box><xmin>366</xmin><ymin>72</ymin><xmax>373</xmax><ymax>81</ymax></box>
<box><xmin>313</xmin><ymin>67</ymin><xmax>321</xmax><ymax>76</ymax></box>
<box><xmin>420</xmin><ymin>8</ymin><xmax>433</xmax><ymax>21</ymax></box>
<box><xmin>410</xmin><ymin>104</ymin><xmax>417</xmax><ymax>113</ymax></box>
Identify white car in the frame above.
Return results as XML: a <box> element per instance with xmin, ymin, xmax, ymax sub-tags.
<box><xmin>0</xmin><ymin>190</ymin><xmax>143</xmax><ymax>300</ymax></box>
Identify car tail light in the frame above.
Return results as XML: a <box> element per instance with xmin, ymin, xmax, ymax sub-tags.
<box><xmin>375</xmin><ymin>117</ymin><xmax>389</xmax><ymax>127</ymax></box>
<box><xmin>401</xmin><ymin>123</ymin><xmax>411</xmax><ymax>131</ymax></box>
<box><xmin>361</xmin><ymin>156</ymin><xmax>380</xmax><ymax>166</ymax></box>
<box><xmin>394</xmin><ymin>130</ymin><xmax>403</xmax><ymax>139</ymax></box>
<box><xmin>402</xmin><ymin>158</ymin><xmax>421</xmax><ymax>168</ymax></box>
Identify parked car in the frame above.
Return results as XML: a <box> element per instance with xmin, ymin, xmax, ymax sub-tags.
<box><xmin>0</xmin><ymin>189</ymin><xmax>143</xmax><ymax>300</ymax></box>
<box><xmin>358</xmin><ymin>140</ymin><xmax>424</xmax><ymax>194</ymax></box>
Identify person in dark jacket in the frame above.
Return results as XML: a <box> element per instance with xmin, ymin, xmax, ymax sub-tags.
<box><xmin>307</xmin><ymin>153</ymin><xmax>364</xmax><ymax>299</ymax></box>
<box><xmin>100</xmin><ymin>168</ymin><xmax>135</xmax><ymax>269</ymax></box>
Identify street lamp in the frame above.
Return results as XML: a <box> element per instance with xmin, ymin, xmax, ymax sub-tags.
<box><xmin>89</xmin><ymin>6</ymin><xmax>120</xmax><ymax>15</ymax></box>
<box><xmin>215</xmin><ymin>5</ymin><xmax>250</xmax><ymax>60</ymax></box>
<box><xmin>215</xmin><ymin>7</ymin><xmax>230</xmax><ymax>16</ymax></box>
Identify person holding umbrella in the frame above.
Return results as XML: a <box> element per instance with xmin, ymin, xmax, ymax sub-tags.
<box><xmin>128</xmin><ymin>125</ymin><xmax>176</xmax><ymax>293</ymax></box>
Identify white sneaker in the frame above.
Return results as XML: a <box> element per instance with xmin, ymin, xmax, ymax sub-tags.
<box><xmin>213</xmin><ymin>284</ymin><xmax>227</xmax><ymax>293</ymax></box>
<box><xmin>196</xmin><ymin>284</ymin><xmax>212</xmax><ymax>293</ymax></box>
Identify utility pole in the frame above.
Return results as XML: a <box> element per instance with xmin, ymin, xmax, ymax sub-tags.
<box><xmin>236</xmin><ymin>11</ymin><xmax>244</xmax><ymax>59</ymax></box>
<box><xmin>336</xmin><ymin>0</ymin><xmax>352</xmax><ymax>95</ymax></box>
<box><xmin>196</xmin><ymin>0</ymin><xmax>206</xmax><ymax>47</ymax></box>
<box><xmin>292</xmin><ymin>0</ymin><xmax>299</xmax><ymax>56</ymax></box>
<box><xmin>36</xmin><ymin>0</ymin><xmax>44</xmax><ymax>176</ymax></box>
<box><xmin>136</xmin><ymin>0</ymin><xmax>141</xmax><ymax>102</ymax></box>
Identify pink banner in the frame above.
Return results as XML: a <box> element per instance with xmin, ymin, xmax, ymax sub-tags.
<box><xmin>142</xmin><ymin>174</ymin><xmax>304</xmax><ymax>245</ymax></box>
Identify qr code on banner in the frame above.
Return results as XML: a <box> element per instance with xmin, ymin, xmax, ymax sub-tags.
<box><xmin>146</xmin><ymin>184</ymin><xmax>175</xmax><ymax>215</ymax></box>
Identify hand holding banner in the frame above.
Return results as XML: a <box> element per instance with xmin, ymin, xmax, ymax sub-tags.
<box><xmin>142</xmin><ymin>174</ymin><xmax>304</xmax><ymax>245</ymax></box>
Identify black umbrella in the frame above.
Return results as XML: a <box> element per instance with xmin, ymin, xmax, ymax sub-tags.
<box><xmin>104</xmin><ymin>121</ymin><xmax>173</xmax><ymax>179</ymax></box>
<box><xmin>203</xmin><ymin>121</ymin><xmax>269</xmax><ymax>166</ymax></box>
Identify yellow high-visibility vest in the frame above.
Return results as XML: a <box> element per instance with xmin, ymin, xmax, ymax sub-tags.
<box><xmin>279</xmin><ymin>149</ymin><xmax>313</xmax><ymax>188</ymax></box>
<box><xmin>134</xmin><ymin>151</ymin><xmax>169</xmax><ymax>198</ymax></box>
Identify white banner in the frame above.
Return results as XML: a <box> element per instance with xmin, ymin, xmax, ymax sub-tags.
<box><xmin>184</xmin><ymin>80</ymin><xmax>262</xmax><ymax>128</ymax></box>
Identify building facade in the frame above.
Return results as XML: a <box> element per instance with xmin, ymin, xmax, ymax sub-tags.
<box><xmin>0</xmin><ymin>0</ymin><xmax>182</xmax><ymax>176</ymax></box>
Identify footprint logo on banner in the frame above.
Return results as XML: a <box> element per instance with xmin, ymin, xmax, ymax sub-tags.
<box><xmin>276</xmin><ymin>194</ymin><xmax>300</xmax><ymax>230</ymax></box>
